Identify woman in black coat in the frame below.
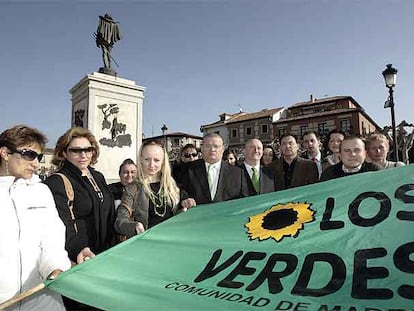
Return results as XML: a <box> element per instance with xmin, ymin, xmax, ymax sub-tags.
<box><xmin>44</xmin><ymin>127</ymin><xmax>115</xmax><ymax>310</ymax></box>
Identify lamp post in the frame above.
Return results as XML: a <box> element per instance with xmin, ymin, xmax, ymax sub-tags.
<box><xmin>382</xmin><ymin>64</ymin><xmax>399</xmax><ymax>162</ymax></box>
<box><xmin>161</xmin><ymin>124</ymin><xmax>168</xmax><ymax>152</ymax></box>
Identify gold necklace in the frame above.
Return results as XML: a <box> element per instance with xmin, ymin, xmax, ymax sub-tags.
<box><xmin>86</xmin><ymin>171</ymin><xmax>104</xmax><ymax>202</ymax></box>
<box><xmin>148</xmin><ymin>189</ymin><xmax>167</xmax><ymax>217</ymax></box>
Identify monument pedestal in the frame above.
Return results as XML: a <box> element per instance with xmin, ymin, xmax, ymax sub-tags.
<box><xmin>70</xmin><ymin>72</ymin><xmax>145</xmax><ymax>182</ymax></box>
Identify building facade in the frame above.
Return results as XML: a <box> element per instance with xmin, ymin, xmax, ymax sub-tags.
<box><xmin>200</xmin><ymin>108</ymin><xmax>285</xmax><ymax>150</ymax></box>
<box><xmin>273</xmin><ymin>95</ymin><xmax>381</xmax><ymax>140</ymax></box>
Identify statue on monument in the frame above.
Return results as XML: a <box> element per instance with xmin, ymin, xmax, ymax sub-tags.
<box><xmin>94</xmin><ymin>13</ymin><xmax>122</xmax><ymax>75</ymax></box>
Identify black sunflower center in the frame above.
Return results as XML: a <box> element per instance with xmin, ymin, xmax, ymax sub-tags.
<box><xmin>262</xmin><ymin>208</ymin><xmax>298</xmax><ymax>230</ymax></box>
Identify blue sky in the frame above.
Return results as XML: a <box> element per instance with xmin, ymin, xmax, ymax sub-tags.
<box><xmin>1</xmin><ymin>0</ymin><xmax>413</xmax><ymax>147</ymax></box>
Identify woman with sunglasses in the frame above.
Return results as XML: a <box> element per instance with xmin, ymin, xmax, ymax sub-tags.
<box><xmin>44</xmin><ymin>127</ymin><xmax>116</xmax><ymax>311</ymax></box>
<box><xmin>0</xmin><ymin>125</ymin><xmax>71</xmax><ymax>310</ymax></box>
<box><xmin>172</xmin><ymin>143</ymin><xmax>198</xmax><ymax>183</ymax></box>
<box><xmin>115</xmin><ymin>140</ymin><xmax>195</xmax><ymax>239</ymax></box>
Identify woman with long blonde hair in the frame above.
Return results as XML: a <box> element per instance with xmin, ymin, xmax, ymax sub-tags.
<box><xmin>115</xmin><ymin>140</ymin><xmax>195</xmax><ymax>238</ymax></box>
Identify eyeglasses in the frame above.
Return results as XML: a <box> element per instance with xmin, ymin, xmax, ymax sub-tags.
<box><xmin>203</xmin><ymin>145</ymin><xmax>223</xmax><ymax>151</ymax></box>
<box><xmin>184</xmin><ymin>152</ymin><xmax>198</xmax><ymax>158</ymax></box>
<box><xmin>9</xmin><ymin>148</ymin><xmax>44</xmax><ymax>162</ymax></box>
<box><xmin>67</xmin><ymin>146</ymin><xmax>95</xmax><ymax>155</ymax></box>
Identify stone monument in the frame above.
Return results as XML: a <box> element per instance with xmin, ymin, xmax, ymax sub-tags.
<box><xmin>70</xmin><ymin>14</ymin><xmax>145</xmax><ymax>182</ymax></box>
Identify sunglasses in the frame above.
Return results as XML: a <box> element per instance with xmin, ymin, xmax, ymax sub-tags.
<box><xmin>184</xmin><ymin>152</ymin><xmax>198</xmax><ymax>158</ymax></box>
<box><xmin>10</xmin><ymin>148</ymin><xmax>44</xmax><ymax>162</ymax></box>
<box><xmin>67</xmin><ymin>147</ymin><xmax>95</xmax><ymax>154</ymax></box>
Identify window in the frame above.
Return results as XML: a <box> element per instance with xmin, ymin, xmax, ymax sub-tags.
<box><xmin>278</xmin><ymin>128</ymin><xmax>286</xmax><ymax>137</ymax></box>
<box><xmin>300</xmin><ymin>125</ymin><xmax>309</xmax><ymax>137</ymax></box>
<box><xmin>318</xmin><ymin>123</ymin><xmax>329</xmax><ymax>136</ymax></box>
<box><xmin>246</xmin><ymin>127</ymin><xmax>252</xmax><ymax>136</ymax></box>
<box><xmin>340</xmin><ymin>119</ymin><xmax>351</xmax><ymax>133</ymax></box>
<box><xmin>261</xmin><ymin>124</ymin><xmax>268</xmax><ymax>134</ymax></box>
<box><xmin>231</xmin><ymin>128</ymin><xmax>238</xmax><ymax>138</ymax></box>
<box><xmin>173</xmin><ymin>138</ymin><xmax>180</xmax><ymax>146</ymax></box>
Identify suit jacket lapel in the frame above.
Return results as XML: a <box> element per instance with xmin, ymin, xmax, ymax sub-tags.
<box><xmin>199</xmin><ymin>160</ymin><xmax>211</xmax><ymax>199</ymax></box>
<box><xmin>214</xmin><ymin>162</ymin><xmax>227</xmax><ymax>201</ymax></box>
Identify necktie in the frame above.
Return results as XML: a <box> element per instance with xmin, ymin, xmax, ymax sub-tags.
<box><xmin>311</xmin><ymin>157</ymin><xmax>317</xmax><ymax>163</ymax></box>
<box><xmin>208</xmin><ymin>164</ymin><xmax>214</xmax><ymax>193</ymax></box>
<box><xmin>251</xmin><ymin>167</ymin><xmax>260</xmax><ymax>193</ymax></box>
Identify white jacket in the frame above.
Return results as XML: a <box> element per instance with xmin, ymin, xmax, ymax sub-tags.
<box><xmin>0</xmin><ymin>175</ymin><xmax>71</xmax><ymax>311</ymax></box>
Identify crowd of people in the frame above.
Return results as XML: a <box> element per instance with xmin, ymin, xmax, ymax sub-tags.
<box><xmin>0</xmin><ymin>124</ymin><xmax>407</xmax><ymax>310</ymax></box>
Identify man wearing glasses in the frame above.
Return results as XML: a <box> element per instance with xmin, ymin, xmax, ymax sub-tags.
<box><xmin>179</xmin><ymin>133</ymin><xmax>249</xmax><ymax>205</ymax></box>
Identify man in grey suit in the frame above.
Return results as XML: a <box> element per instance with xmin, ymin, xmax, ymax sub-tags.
<box><xmin>240</xmin><ymin>138</ymin><xmax>277</xmax><ymax>196</ymax></box>
<box><xmin>180</xmin><ymin>133</ymin><xmax>249</xmax><ymax>205</ymax></box>
<box><xmin>269</xmin><ymin>134</ymin><xmax>318</xmax><ymax>190</ymax></box>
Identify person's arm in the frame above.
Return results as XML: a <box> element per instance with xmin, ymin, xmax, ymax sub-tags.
<box><xmin>44</xmin><ymin>175</ymin><xmax>89</xmax><ymax>262</ymax></box>
<box><xmin>114</xmin><ymin>184</ymin><xmax>144</xmax><ymax>238</ymax></box>
<box><xmin>38</xmin><ymin>184</ymin><xmax>71</xmax><ymax>279</ymax></box>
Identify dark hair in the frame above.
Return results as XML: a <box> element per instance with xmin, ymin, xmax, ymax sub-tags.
<box><xmin>261</xmin><ymin>144</ymin><xmax>277</xmax><ymax>162</ymax></box>
<box><xmin>279</xmin><ymin>133</ymin><xmax>298</xmax><ymax>143</ymax></box>
<box><xmin>181</xmin><ymin>143</ymin><xmax>196</xmax><ymax>154</ymax></box>
<box><xmin>0</xmin><ymin>125</ymin><xmax>47</xmax><ymax>164</ymax></box>
<box><xmin>301</xmin><ymin>131</ymin><xmax>319</xmax><ymax>140</ymax></box>
<box><xmin>118</xmin><ymin>158</ymin><xmax>136</xmax><ymax>175</ymax></box>
<box><xmin>323</xmin><ymin>129</ymin><xmax>346</xmax><ymax>155</ymax></box>
<box><xmin>223</xmin><ymin>148</ymin><xmax>237</xmax><ymax>161</ymax></box>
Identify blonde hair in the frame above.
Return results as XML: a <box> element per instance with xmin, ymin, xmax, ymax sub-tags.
<box><xmin>137</xmin><ymin>140</ymin><xmax>180</xmax><ymax>211</ymax></box>
<box><xmin>365</xmin><ymin>133</ymin><xmax>389</xmax><ymax>149</ymax></box>
<box><xmin>52</xmin><ymin>127</ymin><xmax>100</xmax><ymax>168</ymax></box>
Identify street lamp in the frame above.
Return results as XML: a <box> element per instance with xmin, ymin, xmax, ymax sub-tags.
<box><xmin>161</xmin><ymin>124</ymin><xmax>168</xmax><ymax>152</ymax></box>
<box><xmin>382</xmin><ymin>64</ymin><xmax>399</xmax><ymax>162</ymax></box>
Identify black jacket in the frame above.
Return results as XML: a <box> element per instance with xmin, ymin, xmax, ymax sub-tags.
<box><xmin>179</xmin><ymin>159</ymin><xmax>249</xmax><ymax>205</ymax></box>
<box><xmin>319</xmin><ymin>161</ymin><xmax>381</xmax><ymax>182</ymax></box>
<box><xmin>44</xmin><ymin>161</ymin><xmax>116</xmax><ymax>261</ymax></box>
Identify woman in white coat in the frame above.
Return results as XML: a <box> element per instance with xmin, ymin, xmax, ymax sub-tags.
<box><xmin>0</xmin><ymin>125</ymin><xmax>71</xmax><ymax>311</ymax></box>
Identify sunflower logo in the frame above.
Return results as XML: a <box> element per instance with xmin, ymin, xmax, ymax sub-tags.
<box><xmin>245</xmin><ymin>202</ymin><xmax>315</xmax><ymax>242</ymax></box>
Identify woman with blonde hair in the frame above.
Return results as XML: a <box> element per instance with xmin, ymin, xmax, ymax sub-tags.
<box><xmin>115</xmin><ymin>140</ymin><xmax>195</xmax><ymax>238</ymax></box>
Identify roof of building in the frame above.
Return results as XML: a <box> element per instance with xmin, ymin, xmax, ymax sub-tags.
<box><xmin>226</xmin><ymin>107</ymin><xmax>284</xmax><ymax>124</ymax></box>
<box><xmin>143</xmin><ymin>132</ymin><xmax>203</xmax><ymax>140</ymax></box>
<box><xmin>290</xmin><ymin>95</ymin><xmax>361</xmax><ymax>108</ymax></box>
<box><xmin>274</xmin><ymin>107</ymin><xmax>363</xmax><ymax>123</ymax></box>
<box><xmin>201</xmin><ymin>107</ymin><xmax>284</xmax><ymax>129</ymax></box>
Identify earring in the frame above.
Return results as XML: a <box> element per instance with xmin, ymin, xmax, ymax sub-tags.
<box><xmin>5</xmin><ymin>159</ymin><xmax>9</xmax><ymax>176</ymax></box>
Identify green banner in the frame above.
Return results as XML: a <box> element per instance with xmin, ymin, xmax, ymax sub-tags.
<box><xmin>47</xmin><ymin>165</ymin><xmax>414</xmax><ymax>310</ymax></box>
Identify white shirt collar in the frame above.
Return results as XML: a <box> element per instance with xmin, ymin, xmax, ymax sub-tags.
<box><xmin>205</xmin><ymin>160</ymin><xmax>221</xmax><ymax>170</ymax></box>
<box><xmin>342</xmin><ymin>163</ymin><xmax>362</xmax><ymax>173</ymax></box>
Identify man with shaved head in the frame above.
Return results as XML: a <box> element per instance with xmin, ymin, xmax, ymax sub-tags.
<box><xmin>240</xmin><ymin>138</ymin><xmax>277</xmax><ymax>196</ymax></box>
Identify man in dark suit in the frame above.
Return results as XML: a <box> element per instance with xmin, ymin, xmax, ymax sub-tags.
<box><xmin>240</xmin><ymin>138</ymin><xmax>277</xmax><ymax>196</ymax></box>
<box><xmin>302</xmin><ymin>131</ymin><xmax>323</xmax><ymax>177</ymax></box>
<box><xmin>269</xmin><ymin>134</ymin><xmax>319</xmax><ymax>190</ymax></box>
<box><xmin>320</xmin><ymin>135</ymin><xmax>381</xmax><ymax>181</ymax></box>
<box><xmin>180</xmin><ymin>133</ymin><xmax>249</xmax><ymax>205</ymax></box>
